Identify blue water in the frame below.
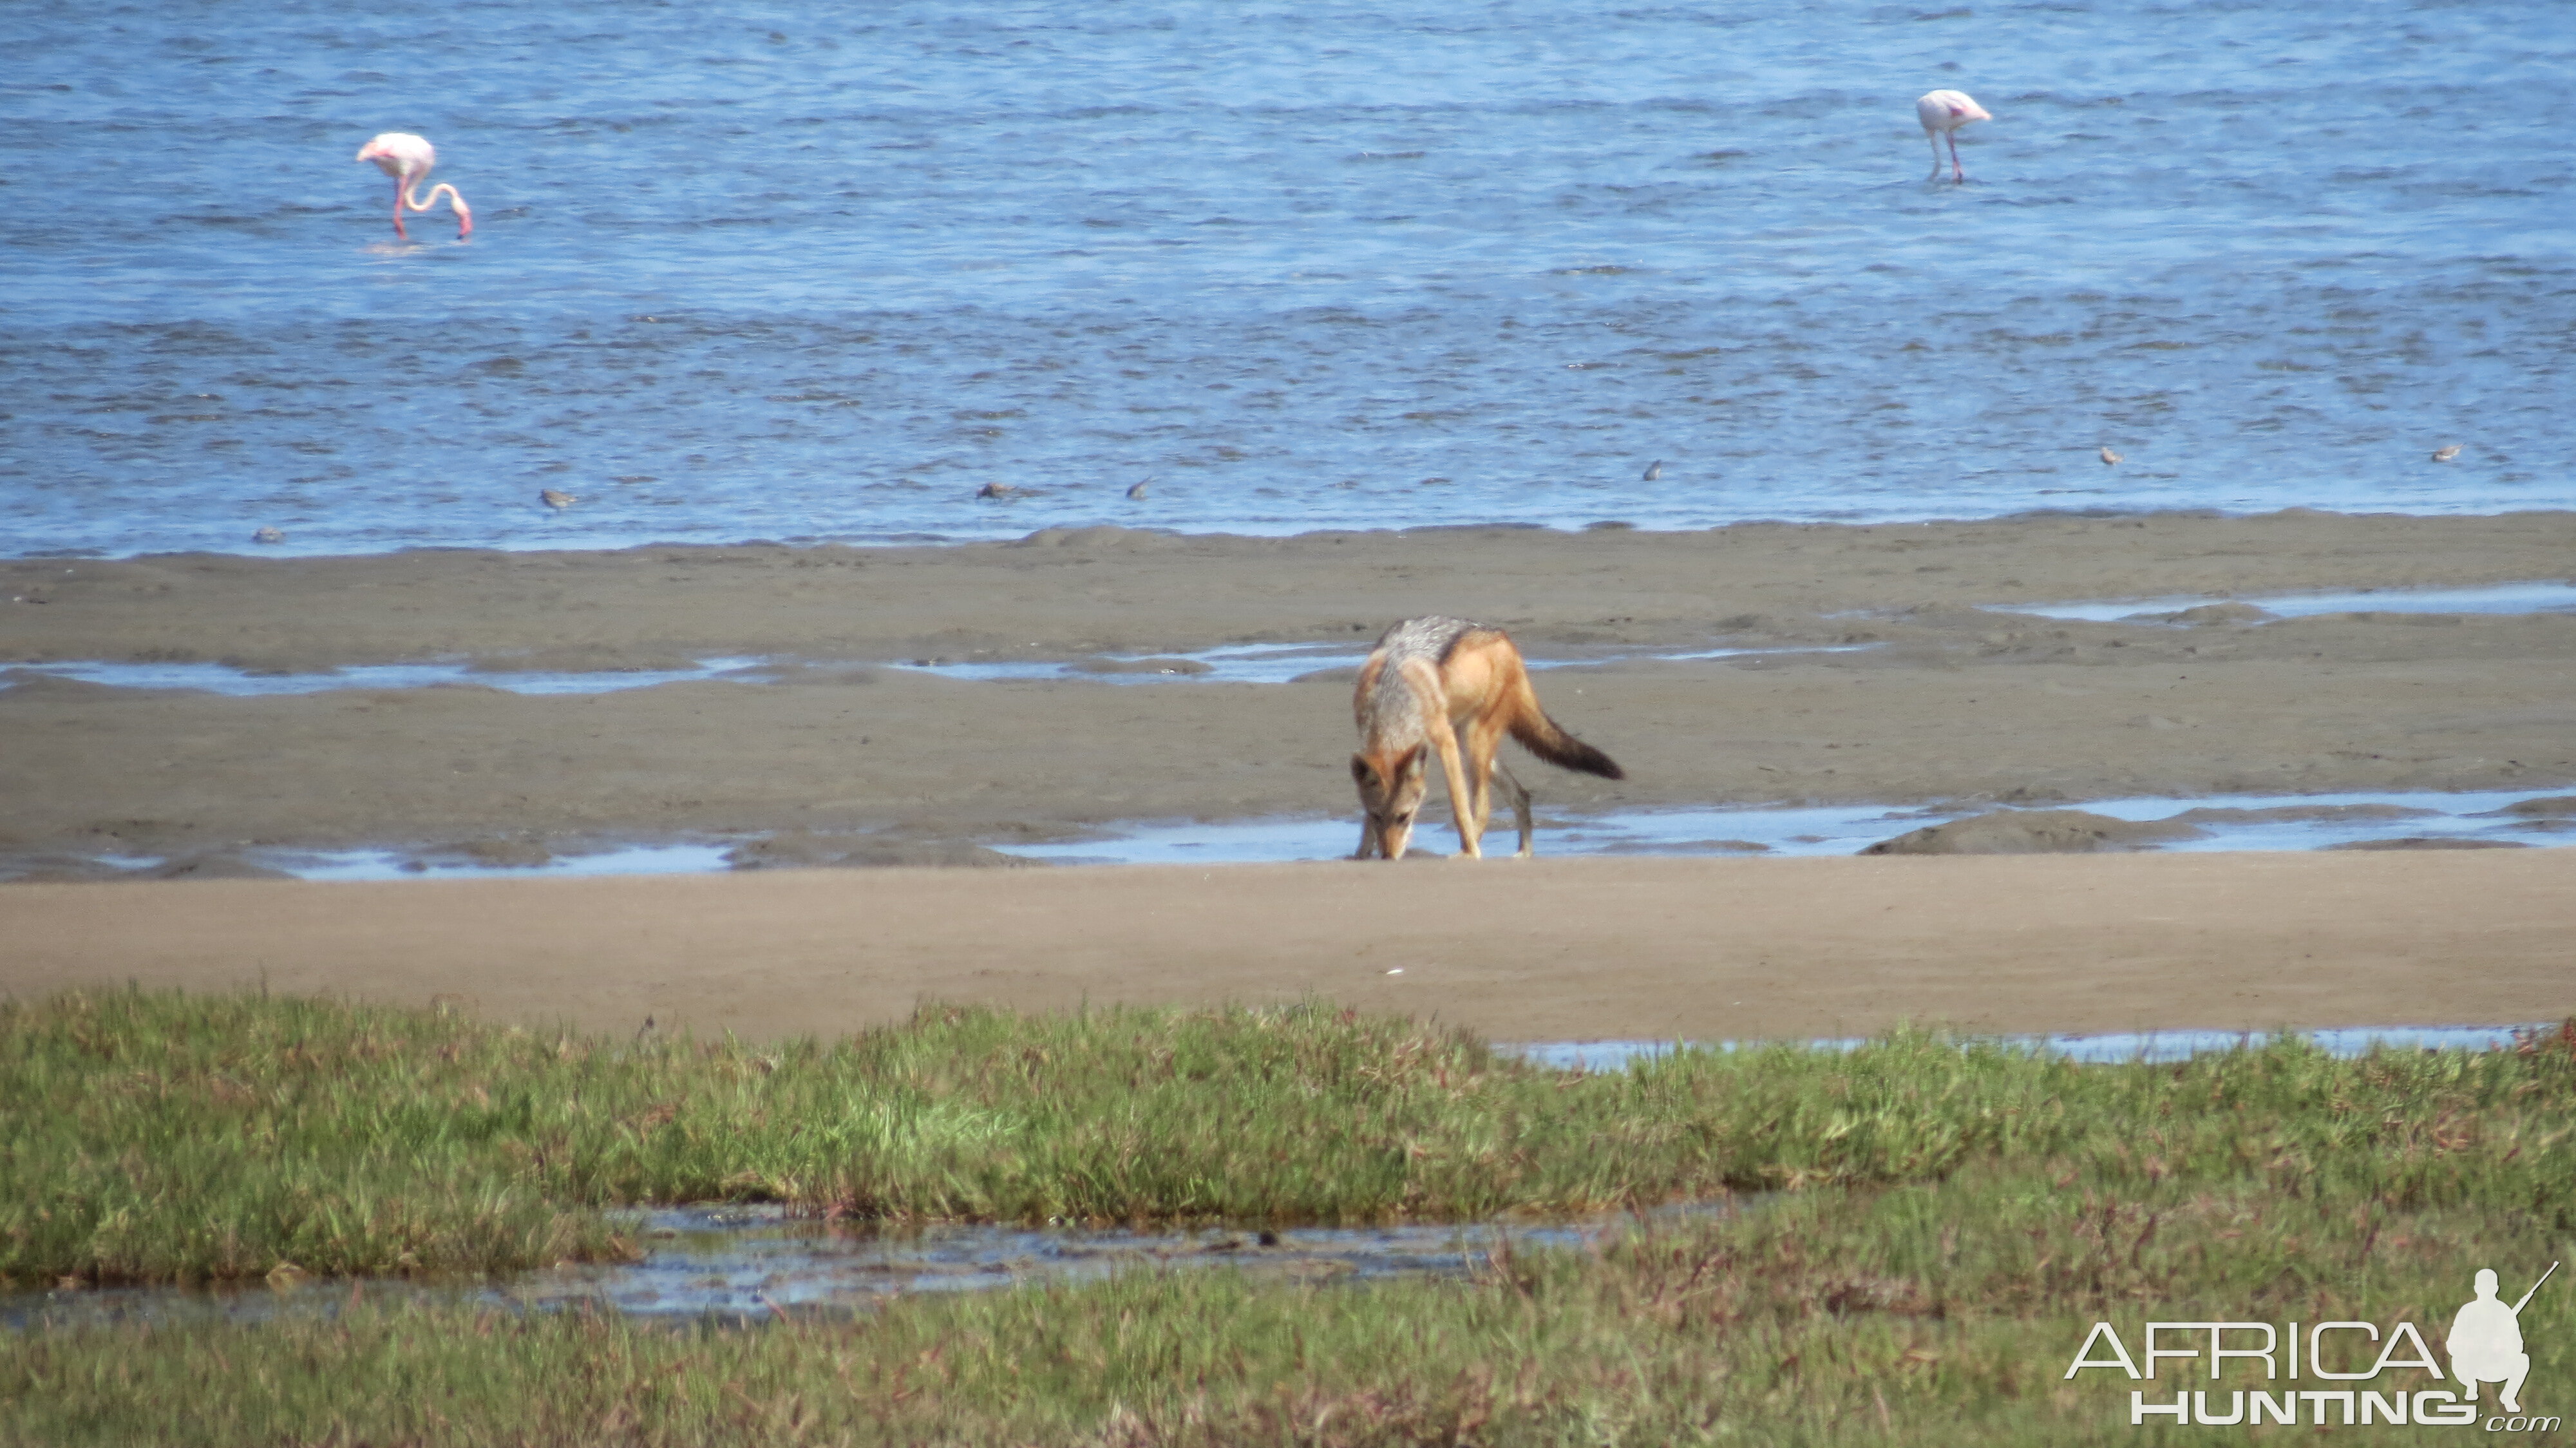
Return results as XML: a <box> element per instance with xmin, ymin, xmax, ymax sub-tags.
<box><xmin>5</xmin><ymin>1</ymin><xmax>2571</xmax><ymax>558</ymax></box>
<box><xmin>0</xmin><ymin>640</ymin><xmax>1864</xmax><ymax>693</ymax></box>
<box><xmin>885</xmin><ymin>640</ymin><xmax>1873</xmax><ymax>683</ymax></box>
<box><xmin>1990</xmin><ymin>579</ymin><xmax>2576</xmax><ymax>623</ymax></box>
<box><xmin>3</xmin><ymin>1199</ymin><xmax>1739</xmax><ymax>1331</ymax></box>
<box><xmin>992</xmin><ymin>787</ymin><xmax>2571</xmax><ymax>865</ymax></box>
<box><xmin>1510</xmin><ymin>1024</ymin><xmax>2555</xmax><ymax>1072</ymax></box>
<box><xmin>0</xmin><ymin>656</ymin><xmax>766</xmax><ymax>695</ymax></box>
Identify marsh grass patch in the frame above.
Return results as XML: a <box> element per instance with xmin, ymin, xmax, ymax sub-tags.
<box><xmin>5</xmin><ymin>994</ymin><xmax>2573</xmax><ymax>1444</ymax></box>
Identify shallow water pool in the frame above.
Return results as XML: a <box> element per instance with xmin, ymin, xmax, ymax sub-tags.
<box><xmin>28</xmin><ymin>786</ymin><xmax>2570</xmax><ymax>884</ymax></box>
<box><xmin>1508</xmin><ymin>1024</ymin><xmax>2557</xmax><ymax>1073</ymax></box>
<box><xmin>1</xmin><ymin>1201</ymin><xmax>1725</xmax><ymax>1333</ymax></box>
<box><xmin>995</xmin><ymin>788</ymin><xmax>2575</xmax><ymax>866</ymax></box>
<box><xmin>0</xmin><ymin>656</ymin><xmax>767</xmax><ymax>696</ymax></box>
<box><xmin>1</xmin><ymin>640</ymin><xmax>1869</xmax><ymax>696</ymax></box>
<box><xmin>1989</xmin><ymin>580</ymin><xmax>2576</xmax><ymax>625</ymax></box>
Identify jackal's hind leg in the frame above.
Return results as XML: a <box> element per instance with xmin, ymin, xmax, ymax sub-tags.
<box><xmin>1489</xmin><ymin>763</ymin><xmax>1533</xmax><ymax>857</ymax></box>
<box><xmin>1467</xmin><ymin>754</ymin><xmax>1527</xmax><ymax>852</ymax></box>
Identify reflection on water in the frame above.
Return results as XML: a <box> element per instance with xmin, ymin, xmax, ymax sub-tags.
<box><xmin>1989</xmin><ymin>580</ymin><xmax>2576</xmax><ymax>624</ymax></box>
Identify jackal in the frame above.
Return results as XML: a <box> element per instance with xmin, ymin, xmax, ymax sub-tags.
<box><xmin>1349</xmin><ymin>616</ymin><xmax>1624</xmax><ymax>860</ymax></box>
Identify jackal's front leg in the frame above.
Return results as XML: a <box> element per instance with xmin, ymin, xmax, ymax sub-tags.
<box><xmin>1431</xmin><ymin>722</ymin><xmax>1481</xmax><ymax>858</ymax></box>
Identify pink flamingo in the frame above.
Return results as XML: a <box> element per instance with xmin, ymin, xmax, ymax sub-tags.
<box><xmin>355</xmin><ymin>133</ymin><xmax>471</xmax><ymax>239</ymax></box>
<box><xmin>1916</xmin><ymin>90</ymin><xmax>1992</xmax><ymax>184</ymax></box>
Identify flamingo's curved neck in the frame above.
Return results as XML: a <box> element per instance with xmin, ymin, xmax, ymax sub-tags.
<box><xmin>398</xmin><ymin>177</ymin><xmax>473</xmax><ymax>238</ymax></box>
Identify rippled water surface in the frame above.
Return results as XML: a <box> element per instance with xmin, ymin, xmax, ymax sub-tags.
<box><xmin>5</xmin><ymin>1</ymin><xmax>2571</xmax><ymax>558</ymax></box>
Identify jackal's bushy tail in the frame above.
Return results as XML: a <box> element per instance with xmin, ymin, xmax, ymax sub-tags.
<box><xmin>1506</xmin><ymin>676</ymin><xmax>1624</xmax><ymax>779</ymax></box>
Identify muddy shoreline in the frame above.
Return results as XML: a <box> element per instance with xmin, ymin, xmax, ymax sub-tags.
<box><xmin>5</xmin><ymin>510</ymin><xmax>2575</xmax><ymax>869</ymax></box>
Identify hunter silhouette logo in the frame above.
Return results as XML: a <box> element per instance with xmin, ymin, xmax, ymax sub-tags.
<box><xmin>2450</xmin><ymin>1263</ymin><xmax>2553</xmax><ymax>1415</ymax></box>
<box><xmin>2065</xmin><ymin>1261</ymin><xmax>2558</xmax><ymax>1429</ymax></box>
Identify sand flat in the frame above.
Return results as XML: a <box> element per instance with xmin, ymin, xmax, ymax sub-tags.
<box><xmin>5</xmin><ymin>850</ymin><xmax>2568</xmax><ymax>1043</ymax></box>
<box><xmin>5</xmin><ymin>513</ymin><xmax>2575</xmax><ymax>863</ymax></box>
<box><xmin>5</xmin><ymin>511</ymin><xmax>2572</xmax><ymax>1039</ymax></box>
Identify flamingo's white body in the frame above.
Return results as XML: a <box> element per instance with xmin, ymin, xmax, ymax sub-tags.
<box><xmin>355</xmin><ymin>133</ymin><xmax>471</xmax><ymax>239</ymax></box>
<box><xmin>1916</xmin><ymin>90</ymin><xmax>1991</xmax><ymax>183</ymax></box>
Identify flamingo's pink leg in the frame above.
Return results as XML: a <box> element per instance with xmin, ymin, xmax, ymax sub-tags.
<box><xmin>390</xmin><ymin>181</ymin><xmax>410</xmax><ymax>238</ymax></box>
<box><xmin>1948</xmin><ymin>130</ymin><xmax>1965</xmax><ymax>183</ymax></box>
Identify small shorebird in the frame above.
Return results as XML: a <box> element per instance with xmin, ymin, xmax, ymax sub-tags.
<box><xmin>976</xmin><ymin>482</ymin><xmax>1018</xmax><ymax>499</ymax></box>
<box><xmin>252</xmin><ymin>526</ymin><xmax>285</xmax><ymax>544</ymax></box>
<box><xmin>354</xmin><ymin>133</ymin><xmax>472</xmax><ymax>240</ymax></box>
<box><xmin>1127</xmin><ymin>477</ymin><xmax>1151</xmax><ymax>500</ymax></box>
<box><xmin>2099</xmin><ymin>446</ymin><xmax>2123</xmax><ymax>466</ymax></box>
<box><xmin>1642</xmin><ymin>460</ymin><xmax>1663</xmax><ymax>482</ymax></box>
<box><xmin>2430</xmin><ymin>444</ymin><xmax>2462</xmax><ymax>462</ymax></box>
<box><xmin>540</xmin><ymin>489</ymin><xmax>577</xmax><ymax>510</ymax></box>
<box><xmin>1917</xmin><ymin>90</ymin><xmax>1992</xmax><ymax>184</ymax></box>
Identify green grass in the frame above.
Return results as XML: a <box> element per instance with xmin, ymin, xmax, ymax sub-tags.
<box><xmin>6</xmin><ymin>991</ymin><xmax>2575</xmax><ymax>1289</ymax></box>
<box><xmin>4</xmin><ymin>991</ymin><xmax>2573</xmax><ymax>1443</ymax></box>
<box><xmin>7</xmin><ymin>1151</ymin><xmax>2571</xmax><ymax>1445</ymax></box>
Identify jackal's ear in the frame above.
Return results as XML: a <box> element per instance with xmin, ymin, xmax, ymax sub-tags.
<box><xmin>1350</xmin><ymin>755</ymin><xmax>1376</xmax><ymax>788</ymax></box>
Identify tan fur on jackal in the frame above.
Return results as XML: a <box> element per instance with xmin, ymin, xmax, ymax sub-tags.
<box><xmin>1350</xmin><ymin>616</ymin><xmax>1624</xmax><ymax>860</ymax></box>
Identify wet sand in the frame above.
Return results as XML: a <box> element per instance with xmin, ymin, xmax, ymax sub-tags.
<box><xmin>4</xmin><ymin>510</ymin><xmax>2573</xmax><ymax>1037</ymax></box>
<box><xmin>7</xmin><ymin>511</ymin><xmax>2576</xmax><ymax>861</ymax></box>
<box><xmin>4</xmin><ymin>851</ymin><xmax>2570</xmax><ymax>1043</ymax></box>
